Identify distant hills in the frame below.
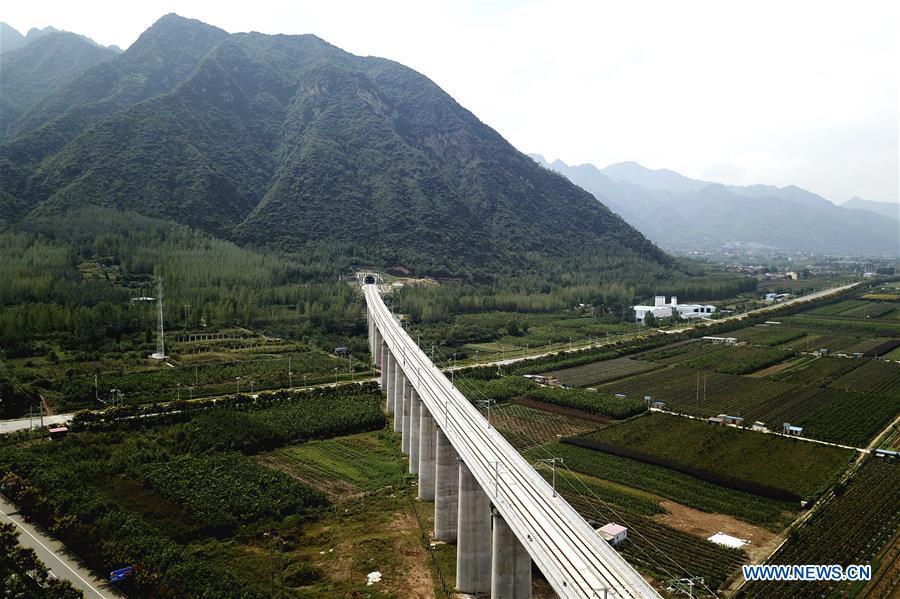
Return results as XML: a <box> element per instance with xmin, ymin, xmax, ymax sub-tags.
<box><xmin>0</xmin><ymin>23</ymin><xmax>59</xmax><ymax>54</ymax></box>
<box><xmin>0</xmin><ymin>14</ymin><xmax>671</xmax><ymax>279</ymax></box>
<box><xmin>0</xmin><ymin>26</ymin><xmax>121</xmax><ymax>135</ymax></box>
<box><xmin>531</xmin><ymin>156</ymin><xmax>899</xmax><ymax>256</ymax></box>
<box><xmin>843</xmin><ymin>196</ymin><xmax>899</xmax><ymax>221</ymax></box>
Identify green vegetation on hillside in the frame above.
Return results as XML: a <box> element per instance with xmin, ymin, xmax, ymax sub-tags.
<box><xmin>0</xmin><ymin>14</ymin><xmax>678</xmax><ymax>280</ymax></box>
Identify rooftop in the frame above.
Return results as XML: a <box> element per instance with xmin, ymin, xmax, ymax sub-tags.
<box><xmin>599</xmin><ymin>523</ymin><xmax>627</xmax><ymax>536</ymax></box>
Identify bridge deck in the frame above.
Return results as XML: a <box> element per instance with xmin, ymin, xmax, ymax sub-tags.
<box><xmin>365</xmin><ymin>284</ymin><xmax>662</xmax><ymax>599</ymax></box>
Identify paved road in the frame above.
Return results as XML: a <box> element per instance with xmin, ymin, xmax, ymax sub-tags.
<box><xmin>0</xmin><ymin>282</ymin><xmax>859</xmax><ymax>435</ymax></box>
<box><xmin>0</xmin><ymin>413</ymin><xmax>75</xmax><ymax>435</ymax></box>
<box><xmin>464</xmin><ymin>281</ymin><xmax>862</xmax><ymax>370</ymax></box>
<box><xmin>1</xmin><ymin>495</ymin><xmax>124</xmax><ymax>598</ymax></box>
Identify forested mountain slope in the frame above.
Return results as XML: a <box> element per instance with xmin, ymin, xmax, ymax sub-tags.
<box><xmin>0</xmin><ymin>31</ymin><xmax>119</xmax><ymax>135</ymax></box>
<box><xmin>0</xmin><ymin>14</ymin><xmax>672</xmax><ymax>279</ymax></box>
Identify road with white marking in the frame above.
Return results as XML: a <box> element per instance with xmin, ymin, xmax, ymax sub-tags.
<box><xmin>1</xmin><ymin>495</ymin><xmax>124</xmax><ymax>598</ymax></box>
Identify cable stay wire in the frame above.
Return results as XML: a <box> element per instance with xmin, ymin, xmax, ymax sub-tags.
<box><xmin>427</xmin><ymin>343</ymin><xmax>720</xmax><ymax>598</ymax></box>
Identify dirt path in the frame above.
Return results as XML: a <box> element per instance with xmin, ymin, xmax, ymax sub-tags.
<box><xmin>653</xmin><ymin>500</ymin><xmax>782</xmax><ymax>563</ymax></box>
<box><xmin>383</xmin><ymin>510</ymin><xmax>436</xmax><ymax>599</ymax></box>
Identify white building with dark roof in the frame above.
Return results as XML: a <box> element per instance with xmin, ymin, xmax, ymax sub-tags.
<box><xmin>634</xmin><ymin>296</ymin><xmax>715</xmax><ymax>323</ymax></box>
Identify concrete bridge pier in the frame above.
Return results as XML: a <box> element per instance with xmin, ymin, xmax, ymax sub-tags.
<box><xmin>409</xmin><ymin>390</ymin><xmax>421</xmax><ymax>474</ymax></box>
<box><xmin>368</xmin><ymin>315</ymin><xmax>374</xmax><ymax>362</ymax></box>
<box><xmin>434</xmin><ymin>428</ymin><xmax>459</xmax><ymax>540</ymax></box>
<box><xmin>384</xmin><ymin>349</ymin><xmax>394</xmax><ymax>407</ymax></box>
<box><xmin>393</xmin><ymin>361</ymin><xmax>402</xmax><ymax>417</ymax></box>
<box><xmin>418</xmin><ymin>407</ymin><xmax>436</xmax><ymax>501</ymax></box>
<box><xmin>456</xmin><ymin>461</ymin><xmax>492</xmax><ymax>594</ymax></box>
<box><xmin>492</xmin><ymin>511</ymin><xmax>532</xmax><ymax>599</ymax></box>
<box><xmin>392</xmin><ymin>367</ymin><xmax>403</xmax><ymax>431</ymax></box>
<box><xmin>378</xmin><ymin>337</ymin><xmax>387</xmax><ymax>387</ymax></box>
<box><xmin>401</xmin><ymin>376</ymin><xmax>411</xmax><ymax>454</ymax></box>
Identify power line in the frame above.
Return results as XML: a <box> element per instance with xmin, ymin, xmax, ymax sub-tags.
<box><xmin>432</xmin><ymin>345</ymin><xmax>719</xmax><ymax>597</ymax></box>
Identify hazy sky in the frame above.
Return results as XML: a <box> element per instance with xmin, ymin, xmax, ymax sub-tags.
<box><xmin>4</xmin><ymin>0</ymin><xmax>898</xmax><ymax>204</ymax></box>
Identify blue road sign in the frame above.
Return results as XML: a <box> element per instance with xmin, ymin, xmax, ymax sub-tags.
<box><xmin>110</xmin><ymin>566</ymin><xmax>133</xmax><ymax>582</ymax></box>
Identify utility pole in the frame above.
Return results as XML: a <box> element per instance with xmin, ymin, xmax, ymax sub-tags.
<box><xmin>476</xmin><ymin>399</ymin><xmax>496</xmax><ymax>429</ymax></box>
<box><xmin>94</xmin><ymin>374</ymin><xmax>99</xmax><ymax>404</ymax></box>
<box><xmin>288</xmin><ymin>356</ymin><xmax>292</xmax><ymax>391</ymax></box>
<box><xmin>536</xmin><ymin>458</ymin><xmax>563</xmax><ymax>497</ymax></box>
<box><xmin>150</xmin><ymin>276</ymin><xmax>167</xmax><ymax>360</ymax></box>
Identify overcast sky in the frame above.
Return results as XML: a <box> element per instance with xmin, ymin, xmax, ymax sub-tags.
<box><xmin>5</xmin><ymin>0</ymin><xmax>898</xmax><ymax>204</ymax></box>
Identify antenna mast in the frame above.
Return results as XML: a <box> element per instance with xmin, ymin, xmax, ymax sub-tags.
<box><xmin>150</xmin><ymin>276</ymin><xmax>168</xmax><ymax>360</ymax></box>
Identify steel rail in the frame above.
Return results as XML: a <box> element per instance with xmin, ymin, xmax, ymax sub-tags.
<box><xmin>365</xmin><ymin>285</ymin><xmax>661</xmax><ymax>598</ymax></box>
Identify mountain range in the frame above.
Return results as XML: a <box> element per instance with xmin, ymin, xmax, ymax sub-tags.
<box><xmin>843</xmin><ymin>196</ymin><xmax>899</xmax><ymax>221</ymax></box>
<box><xmin>531</xmin><ymin>156</ymin><xmax>899</xmax><ymax>256</ymax></box>
<box><xmin>0</xmin><ymin>14</ymin><xmax>670</xmax><ymax>279</ymax></box>
<box><xmin>0</xmin><ymin>25</ymin><xmax>121</xmax><ymax>135</ymax></box>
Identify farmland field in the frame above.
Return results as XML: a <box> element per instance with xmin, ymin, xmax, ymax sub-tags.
<box><xmin>490</xmin><ymin>403</ymin><xmax>599</xmax><ymax>449</ymax></box>
<box><xmin>678</xmin><ymin>345</ymin><xmax>793</xmax><ymax>375</ymax></box>
<box><xmin>637</xmin><ymin>339</ymin><xmax>793</xmax><ymax>374</ymax></box>
<box><xmin>57</xmin><ymin>347</ymin><xmax>369</xmax><ymax>411</ymax></box>
<box><xmin>742</xmin><ymin>459</ymin><xmax>900</xmax><ymax>598</ymax></box>
<box><xmin>549</xmin><ymin>470</ymin><xmax>747</xmax><ymax>591</ymax></box>
<box><xmin>769</xmin><ymin>355</ymin><xmax>865</xmax><ymax>386</ymax></box>
<box><xmin>546</xmin><ymin>357</ymin><xmax>661</xmax><ymax>387</ymax></box>
<box><xmin>597</xmin><ymin>366</ymin><xmax>898</xmax><ymax>446</ymax></box>
<box><xmin>640</xmin><ymin>341</ymin><xmax>724</xmax><ymax>365</ymax></box>
<box><xmin>577</xmin><ymin>413</ymin><xmax>852</xmax><ymax>500</ymax></box>
<box><xmin>729</xmin><ymin>325</ymin><xmax>808</xmax><ymax>346</ymax></box>
<box><xmin>837</xmin><ymin>301</ymin><xmax>898</xmax><ymax>319</ymax></box>
<box><xmin>0</xmin><ymin>385</ymin><xmax>416</xmax><ymax>598</ymax></box>
<box><xmin>781</xmin><ymin>332</ymin><xmax>865</xmax><ymax>352</ymax></box>
<box><xmin>261</xmin><ymin>432</ymin><xmax>406</xmax><ymax>496</ymax></box>
<box><xmin>807</xmin><ymin>300</ymin><xmax>869</xmax><ymax>316</ymax></box>
<box><xmin>141</xmin><ymin>452</ymin><xmax>327</xmax><ymax>531</ymax></box>
<box><xmin>831</xmin><ymin>359</ymin><xmax>900</xmax><ymax>397</ymax></box>
<box><xmin>526</xmin><ymin>443</ymin><xmax>797</xmax><ymax>529</ymax></box>
<box><xmin>782</xmin><ymin>315</ymin><xmax>900</xmax><ymax>338</ymax></box>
